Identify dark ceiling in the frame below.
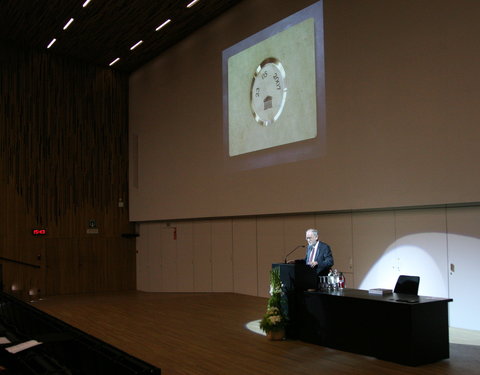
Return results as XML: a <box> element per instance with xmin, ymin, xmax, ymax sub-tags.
<box><xmin>0</xmin><ymin>0</ymin><xmax>243</xmax><ymax>73</ymax></box>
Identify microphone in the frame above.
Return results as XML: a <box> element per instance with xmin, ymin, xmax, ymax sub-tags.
<box><xmin>284</xmin><ymin>245</ymin><xmax>305</xmax><ymax>263</ymax></box>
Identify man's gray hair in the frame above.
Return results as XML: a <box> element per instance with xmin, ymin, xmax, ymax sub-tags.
<box><xmin>306</xmin><ymin>228</ymin><xmax>318</xmax><ymax>237</ymax></box>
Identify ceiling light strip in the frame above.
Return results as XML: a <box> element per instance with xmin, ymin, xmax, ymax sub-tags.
<box><xmin>109</xmin><ymin>57</ymin><xmax>120</xmax><ymax>66</ymax></box>
<box><xmin>187</xmin><ymin>0</ymin><xmax>200</xmax><ymax>8</ymax></box>
<box><xmin>130</xmin><ymin>40</ymin><xmax>143</xmax><ymax>50</ymax></box>
<box><xmin>82</xmin><ymin>0</ymin><xmax>92</xmax><ymax>7</ymax></box>
<box><xmin>63</xmin><ymin>18</ymin><xmax>74</xmax><ymax>30</ymax></box>
<box><xmin>47</xmin><ymin>39</ymin><xmax>56</xmax><ymax>49</ymax></box>
<box><xmin>155</xmin><ymin>19</ymin><xmax>171</xmax><ymax>31</ymax></box>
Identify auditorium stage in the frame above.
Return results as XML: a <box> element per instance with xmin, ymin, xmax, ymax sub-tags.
<box><xmin>31</xmin><ymin>291</ymin><xmax>479</xmax><ymax>375</ymax></box>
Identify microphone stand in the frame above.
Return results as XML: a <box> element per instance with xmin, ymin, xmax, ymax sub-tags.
<box><xmin>284</xmin><ymin>245</ymin><xmax>305</xmax><ymax>263</ymax></box>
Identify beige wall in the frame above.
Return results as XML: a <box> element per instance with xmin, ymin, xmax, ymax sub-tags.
<box><xmin>136</xmin><ymin>206</ymin><xmax>476</xmax><ymax>294</ymax></box>
<box><xmin>131</xmin><ymin>0</ymin><xmax>480</xmax><ymax>330</ymax></box>
<box><xmin>136</xmin><ymin>205</ymin><xmax>480</xmax><ymax>330</ymax></box>
<box><xmin>129</xmin><ymin>0</ymin><xmax>480</xmax><ymax>221</ymax></box>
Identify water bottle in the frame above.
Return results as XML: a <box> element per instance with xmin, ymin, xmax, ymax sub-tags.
<box><xmin>333</xmin><ymin>269</ymin><xmax>340</xmax><ymax>290</ymax></box>
<box><xmin>327</xmin><ymin>269</ymin><xmax>334</xmax><ymax>290</ymax></box>
<box><xmin>339</xmin><ymin>272</ymin><xmax>345</xmax><ymax>289</ymax></box>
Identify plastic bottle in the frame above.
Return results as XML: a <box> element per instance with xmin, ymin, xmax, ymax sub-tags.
<box><xmin>339</xmin><ymin>272</ymin><xmax>345</xmax><ymax>289</ymax></box>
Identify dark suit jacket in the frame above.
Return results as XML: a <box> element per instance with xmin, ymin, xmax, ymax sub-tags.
<box><xmin>305</xmin><ymin>240</ymin><xmax>334</xmax><ymax>276</ymax></box>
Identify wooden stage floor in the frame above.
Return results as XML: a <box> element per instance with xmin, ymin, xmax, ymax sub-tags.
<box><xmin>31</xmin><ymin>291</ymin><xmax>480</xmax><ymax>375</ymax></box>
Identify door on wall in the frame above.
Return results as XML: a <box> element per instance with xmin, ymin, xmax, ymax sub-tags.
<box><xmin>447</xmin><ymin>207</ymin><xmax>480</xmax><ymax>331</ymax></box>
<box><xmin>447</xmin><ymin>233</ymin><xmax>480</xmax><ymax>330</ymax></box>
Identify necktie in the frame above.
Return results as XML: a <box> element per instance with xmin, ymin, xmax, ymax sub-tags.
<box><xmin>308</xmin><ymin>245</ymin><xmax>316</xmax><ymax>264</ymax></box>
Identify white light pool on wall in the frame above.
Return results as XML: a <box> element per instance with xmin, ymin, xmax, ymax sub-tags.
<box><xmin>358</xmin><ymin>233</ymin><xmax>447</xmax><ymax>297</ymax></box>
<box><xmin>359</xmin><ymin>232</ymin><xmax>480</xmax><ymax>331</ymax></box>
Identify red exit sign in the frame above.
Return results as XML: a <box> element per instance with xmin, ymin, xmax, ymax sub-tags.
<box><xmin>32</xmin><ymin>229</ymin><xmax>47</xmax><ymax>236</ymax></box>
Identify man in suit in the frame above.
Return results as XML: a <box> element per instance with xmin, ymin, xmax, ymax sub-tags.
<box><xmin>305</xmin><ymin>228</ymin><xmax>334</xmax><ymax>276</ymax></box>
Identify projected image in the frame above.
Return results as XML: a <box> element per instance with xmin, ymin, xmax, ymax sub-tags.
<box><xmin>226</xmin><ymin>18</ymin><xmax>317</xmax><ymax>157</ymax></box>
<box><xmin>250</xmin><ymin>58</ymin><xmax>288</xmax><ymax>127</ymax></box>
<box><xmin>222</xmin><ymin>2</ymin><xmax>326</xmax><ymax>169</ymax></box>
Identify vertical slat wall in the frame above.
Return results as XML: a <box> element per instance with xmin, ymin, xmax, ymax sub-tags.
<box><xmin>0</xmin><ymin>44</ymin><xmax>135</xmax><ymax>299</ymax></box>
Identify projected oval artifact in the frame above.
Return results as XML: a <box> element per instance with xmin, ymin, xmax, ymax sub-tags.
<box><xmin>250</xmin><ymin>58</ymin><xmax>287</xmax><ymax>126</ymax></box>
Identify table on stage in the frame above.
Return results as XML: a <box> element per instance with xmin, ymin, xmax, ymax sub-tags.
<box><xmin>273</xmin><ymin>263</ymin><xmax>453</xmax><ymax>366</ymax></box>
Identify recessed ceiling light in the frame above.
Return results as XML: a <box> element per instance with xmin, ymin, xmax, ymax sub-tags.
<box><xmin>109</xmin><ymin>57</ymin><xmax>120</xmax><ymax>66</ymax></box>
<box><xmin>155</xmin><ymin>19</ymin><xmax>171</xmax><ymax>31</ymax></box>
<box><xmin>187</xmin><ymin>0</ymin><xmax>200</xmax><ymax>8</ymax></box>
<box><xmin>47</xmin><ymin>38</ymin><xmax>56</xmax><ymax>49</ymax></box>
<box><xmin>83</xmin><ymin>0</ymin><xmax>92</xmax><ymax>7</ymax></box>
<box><xmin>63</xmin><ymin>18</ymin><xmax>74</xmax><ymax>30</ymax></box>
<box><xmin>130</xmin><ymin>40</ymin><xmax>143</xmax><ymax>50</ymax></box>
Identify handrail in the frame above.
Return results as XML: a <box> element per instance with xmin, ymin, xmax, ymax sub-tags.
<box><xmin>0</xmin><ymin>256</ymin><xmax>40</xmax><ymax>269</ymax></box>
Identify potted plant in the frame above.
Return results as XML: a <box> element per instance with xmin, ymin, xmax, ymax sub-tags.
<box><xmin>260</xmin><ymin>267</ymin><xmax>286</xmax><ymax>340</ymax></box>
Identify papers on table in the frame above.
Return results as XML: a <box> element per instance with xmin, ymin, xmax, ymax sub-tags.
<box><xmin>368</xmin><ymin>288</ymin><xmax>393</xmax><ymax>295</ymax></box>
<box><xmin>5</xmin><ymin>339</ymin><xmax>42</xmax><ymax>354</ymax></box>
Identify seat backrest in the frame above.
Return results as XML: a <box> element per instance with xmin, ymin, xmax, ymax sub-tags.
<box><xmin>394</xmin><ymin>275</ymin><xmax>420</xmax><ymax>295</ymax></box>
